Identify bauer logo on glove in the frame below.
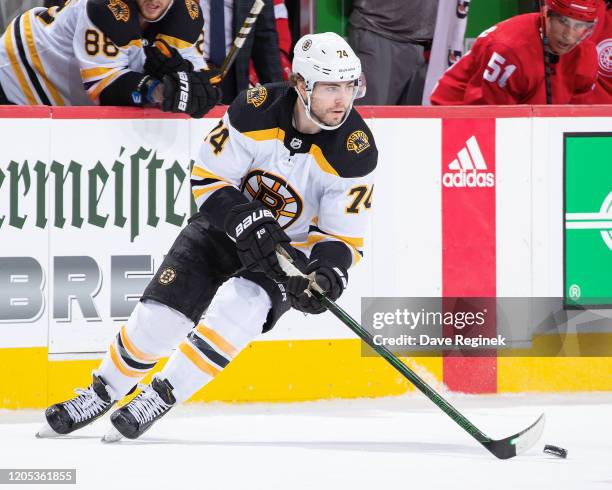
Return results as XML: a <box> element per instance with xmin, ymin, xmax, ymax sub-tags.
<box><xmin>235</xmin><ymin>208</ymin><xmax>275</xmax><ymax>238</ymax></box>
<box><xmin>177</xmin><ymin>72</ymin><xmax>189</xmax><ymax>111</ymax></box>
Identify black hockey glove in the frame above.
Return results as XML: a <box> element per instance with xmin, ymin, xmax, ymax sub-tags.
<box><xmin>287</xmin><ymin>259</ymin><xmax>348</xmax><ymax>314</ymax></box>
<box><xmin>224</xmin><ymin>201</ymin><xmax>291</xmax><ymax>281</ymax></box>
<box><xmin>144</xmin><ymin>40</ymin><xmax>193</xmax><ymax>80</ymax></box>
<box><xmin>161</xmin><ymin>70</ymin><xmax>221</xmax><ymax>118</ymax></box>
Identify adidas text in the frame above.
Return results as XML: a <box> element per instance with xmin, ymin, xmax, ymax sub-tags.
<box><xmin>443</xmin><ymin>170</ymin><xmax>495</xmax><ymax>188</ymax></box>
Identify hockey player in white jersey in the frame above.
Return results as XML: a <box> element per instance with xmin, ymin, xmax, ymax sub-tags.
<box><xmin>0</xmin><ymin>0</ymin><xmax>219</xmax><ymax>117</ymax></box>
<box><xmin>38</xmin><ymin>32</ymin><xmax>377</xmax><ymax>440</ymax></box>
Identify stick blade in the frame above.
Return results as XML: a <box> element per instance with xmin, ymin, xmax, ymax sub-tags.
<box><xmin>483</xmin><ymin>413</ymin><xmax>545</xmax><ymax>459</ymax></box>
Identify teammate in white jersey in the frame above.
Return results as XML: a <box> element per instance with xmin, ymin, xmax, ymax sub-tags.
<box><xmin>38</xmin><ymin>32</ymin><xmax>377</xmax><ymax>441</ymax></box>
<box><xmin>0</xmin><ymin>0</ymin><xmax>219</xmax><ymax>117</ymax></box>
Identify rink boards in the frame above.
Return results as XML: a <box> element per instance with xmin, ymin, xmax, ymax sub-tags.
<box><xmin>0</xmin><ymin>105</ymin><xmax>611</xmax><ymax>408</ymax></box>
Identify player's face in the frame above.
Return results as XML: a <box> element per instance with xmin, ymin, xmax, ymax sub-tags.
<box><xmin>136</xmin><ymin>0</ymin><xmax>173</xmax><ymax>21</ymax></box>
<box><xmin>309</xmin><ymin>81</ymin><xmax>356</xmax><ymax>127</ymax></box>
<box><xmin>546</xmin><ymin>12</ymin><xmax>594</xmax><ymax>55</ymax></box>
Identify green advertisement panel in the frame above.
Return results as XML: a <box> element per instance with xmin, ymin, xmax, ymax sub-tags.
<box><xmin>564</xmin><ymin>133</ymin><xmax>612</xmax><ymax>308</ymax></box>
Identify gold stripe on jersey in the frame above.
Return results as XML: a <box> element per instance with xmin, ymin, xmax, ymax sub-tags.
<box><xmin>242</xmin><ymin>127</ymin><xmax>286</xmax><ymax>142</ymax></box>
<box><xmin>192</xmin><ymin>165</ymin><xmax>231</xmax><ymax>184</ymax></box>
<box><xmin>4</xmin><ymin>21</ymin><xmax>37</xmax><ymax>105</ymax></box>
<box><xmin>125</xmin><ymin>39</ymin><xmax>143</xmax><ymax>49</ymax></box>
<box><xmin>23</xmin><ymin>13</ymin><xmax>64</xmax><ymax>105</ymax></box>
<box><xmin>88</xmin><ymin>69</ymin><xmax>125</xmax><ymax>101</ymax></box>
<box><xmin>80</xmin><ymin>66</ymin><xmax>117</xmax><ymax>81</ymax></box>
<box><xmin>192</xmin><ymin>182</ymin><xmax>230</xmax><ymax>199</ymax></box>
<box><xmin>293</xmin><ymin>232</ymin><xmax>363</xmax><ymax>265</ymax></box>
<box><xmin>155</xmin><ymin>33</ymin><xmax>193</xmax><ymax>50</ymax></box>
<box><xmin>309</xmin><ymin>144</ymin><xmax>339</xmax><ymax>177</ymax></box>
<box><xmin>179</xmin><ymin>340</ymin><xmax>220</xmax><ymax>377</ymax></box>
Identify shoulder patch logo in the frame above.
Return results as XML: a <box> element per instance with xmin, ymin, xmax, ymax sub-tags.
<box><xmin>246</xmin><ymin>86</ymin><xmax>268</xmax><ymax>108</ymax></box>
<box><xmin>346</xmin><ymin>130</ymin><xmax>370</xmax><ymax>154</ymax></box>
<box><xmin>107</xmin><ymin>0</ymin><xmax>130</xmax><ymax>22</ymax></box>
<box><xmin>185</xmin><ymin>0</ymin><xmax>199</xmax><ymax>20</ymax></box>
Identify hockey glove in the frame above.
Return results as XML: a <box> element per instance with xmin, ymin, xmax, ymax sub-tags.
<box><xmin>287</xmin><ymin>259</ymin><xmax>348</xmax><ymax>314</ymax></box>
<box><xmin>161</xmin><ymin>70</ymin><xmax>221</xmax><ymax>118</ymax></box>
<box><xmin>144</xmin><ymin>40</ymin><xmax>193</xmax><ymax>80</ymax></box>
<box><xmin>224</xmin><ymin>200</ymin><xmax>291</xmax><ymax>281</ymax></box>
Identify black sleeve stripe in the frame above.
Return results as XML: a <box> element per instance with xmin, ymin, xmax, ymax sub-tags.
<box><xmin>98</xmin><ymin>70</ymin><xmax>144</xmax><ymax>106</ymax></box>
<box><xmin>191</xmin><ymin>178</ymin><xmax>222</xmax><ymax>187</ymax></box>
<box><xmin>13</xmin><ymin>15</ymin><xmax>51</xmax><ymax>105</ymax></box>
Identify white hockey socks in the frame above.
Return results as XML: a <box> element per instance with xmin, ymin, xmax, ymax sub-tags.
<box><xmin>97</xmin><ymin>299</ymin><xmax>195</xmax><ymax>399</ymax></box>
<box><xmin>160</xmin><ymin>277</ymin><xmax>272</xmax><ymax>403</ymax></box>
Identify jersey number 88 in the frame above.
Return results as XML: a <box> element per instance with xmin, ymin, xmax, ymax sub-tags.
<box><xmin>85</xmin><ymin>29</ymin><xmax>120</xmax><ymax>58</ymax></box>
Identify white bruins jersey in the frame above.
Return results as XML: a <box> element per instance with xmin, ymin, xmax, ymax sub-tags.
<box><xmin>0</xmin><ymin>0</ymin><xmax>206</xmax><ymax>105</ymax></box>
<box><xmin>192</xmin><ymin>84</ymin><xmax>378</xmax><ymax>267</ymax></box>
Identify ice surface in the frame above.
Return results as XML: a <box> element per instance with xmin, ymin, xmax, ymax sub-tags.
<box><xmin>1</xmin><ymin>393</ymin><xmax>611</xmax><ymax>489</ymax></box>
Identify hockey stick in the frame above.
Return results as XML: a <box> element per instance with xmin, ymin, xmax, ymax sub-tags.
<box><xmin>215</xmin><ymin>0</ymin><xmax>265</xmax><ymax>82</ymax></box>
<box><xmin>155</xmin><ymin>0</ymin><xmax>265</xmax><ymax>85</ymax></box>
<box><xmin>276</xmin><ymin>248</ymin><xmax>545</xmax><ymax>460</ymax></box>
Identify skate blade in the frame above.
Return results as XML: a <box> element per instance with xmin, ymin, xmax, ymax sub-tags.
<box><xmin>101</xmin><ymin>426</ymin><xmax>124</xmax><ymax>443</ymax></box>
<box><xmin>35</xmin><ymin>422</ymin><xmax>61</xmax><ymax>438</ymax></box>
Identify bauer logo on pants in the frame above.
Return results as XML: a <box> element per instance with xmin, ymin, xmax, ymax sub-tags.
<box><xmin>158</xmin><ymin>267</ymin><xmax>177</xmax><ymax>286</ymax></box>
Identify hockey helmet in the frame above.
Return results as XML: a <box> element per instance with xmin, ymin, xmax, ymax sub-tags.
<box><xmin>292</xmin><ymin>32</ymin><xmax>365</xmax><ymax>130</ymax></box>
<box><xmin>546</xmin><ymin>0</ymin><xmax>598</xmax><ymax>22</ymax></box>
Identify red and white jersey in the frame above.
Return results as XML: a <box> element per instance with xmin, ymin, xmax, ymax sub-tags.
<box><xmin>582</xmin><ymin>5</ymin><xmax>612</xmax><ymax>103</ymax></box>
<box><xmin>0</xmin><ymin>0</ymin><xmax>206</xmax><ymax>106</ymax></box>
<box><xmin>430</xmin><ymin>13</ymin><xmax>599</xmax><ymax>105</ymax></box>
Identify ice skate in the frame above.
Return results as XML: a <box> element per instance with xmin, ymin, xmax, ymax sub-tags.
<box><xmin>104</xmin><ymin>376</ymin><xmax>176</xmax><ymax>441</ymax></box>
<box><xmin>37</xmin><ymin>373</ymin><xmax>116</xmax><ymax>438</ymax></box>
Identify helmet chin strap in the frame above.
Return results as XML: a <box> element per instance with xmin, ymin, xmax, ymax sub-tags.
<box><xmin>295</xmin><ymin>87</ymin><xmax>356</xmax><ymax>131</ymax></box>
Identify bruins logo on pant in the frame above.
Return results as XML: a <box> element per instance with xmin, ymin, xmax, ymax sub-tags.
<box><xmin>107</xmin><ymin>0</ymin><xmax>130</xmax><ymax>22</ymax></box>
<box><xmin>185</xmin><ymin>0</ymin><xmax>199</xmax><ymax>20</ymax></box>
<box><xmin>346</xmin><ymin>130</ymin><xmax>370</xmax><ymax>154</ymax></box>
<box><xmin>158</xmin><ymin>267</ymin><xmax>177</xmax><ymax>286</ymax></box>
<box><xmin>241</xmin><ymin>170</ymin><xmax>303</xmax><ymax>229</ymax></box>
<box><xmin>246</xmin><ymin>86</ymin><xmax>268</xmax><ymax>108</ymax></box>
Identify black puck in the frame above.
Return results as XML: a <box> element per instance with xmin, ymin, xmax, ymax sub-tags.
<box><xmin>543</xmin><ymin>444</ymin><xmax>568</xmax><ymax>458</ymax></box>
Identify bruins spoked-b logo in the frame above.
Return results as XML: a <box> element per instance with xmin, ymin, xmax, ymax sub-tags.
<box><xmin>158</xmin><ymin>267</ymin><xmax>177</xmax><ymax>286</ymax></box>
<box><xmin>185</xmin><ymin>0</ymin><xmax>199</xmax><ymax>20</ymax></box>
<box><xmin>107</xmin><ymin>0</ymin><xmax>130</xmax><ymax>22</ymax></box>
<box><xmin>241</xmin><ymin>170</ymin><xmax>303</xmax><ymax>228</ymax></box>
<box><xmin>246</xmin><ymin>86</ymin><xmax>268</xmax><ymax>108</ymax></box>
<box><xmin>346</xmin><ymin>130</ymin><xmax>370</xmax><ymax>154</ymax></box>
<box><xmin>302</xmin><ymin>39</ymin><xmax>312</xmax><ymax>51</ymax></box>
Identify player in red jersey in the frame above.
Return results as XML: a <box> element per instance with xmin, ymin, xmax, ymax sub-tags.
<box><xmin>581</xmin><ymin>0</ymin><xmax>611</xmax><ymax>103</ymax></box>
<box><xmin>430</xmin><ymin>0</ymin><xmax>600</xmax><ymax>105</ymax></box>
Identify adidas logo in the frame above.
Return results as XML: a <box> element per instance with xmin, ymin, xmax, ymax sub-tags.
<box><xmin>442</xmin><ymin>136</ymin><xmax>495</xmax><ymax>188</ymax></box>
